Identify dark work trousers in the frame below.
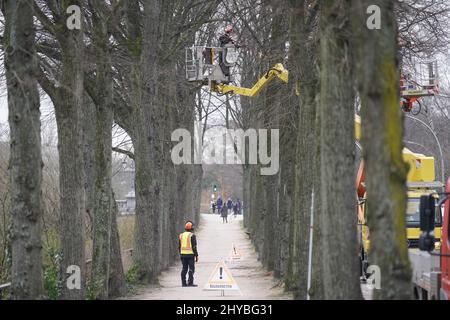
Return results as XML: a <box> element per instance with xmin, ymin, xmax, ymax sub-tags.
<box><xmin>181</xmin><ymin>256</ymin><xmax>195</xmax><ymax>285</ymax></box>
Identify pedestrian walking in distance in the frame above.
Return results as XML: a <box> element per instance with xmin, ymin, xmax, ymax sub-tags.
<box><xmin>212</xmin><ymin>201</ymin><xmax>216</xmax><ymax>214</ymax></box>
<box><xmin>233</xmin><ymin>201</ymin><xmax>238</xmax><ymax>217</ymax></box>
<box><xmin>216</xmin><ymin>196</ymin><xmax>223</xmax><ymax>215</ymax></box>
<box><xmin>179</xmin><ymin>221</ymin><xmax>199</xmax><ymax>287</ymax></box>
<box><xmin>227</xmin><ymin>197</ymin><xmax>233</xmax><ymax>215</ymax></box>
<box><xmin>220</xmin><ymin>204</ymin><xmax>228</xmax><ymax>223</ymax></box>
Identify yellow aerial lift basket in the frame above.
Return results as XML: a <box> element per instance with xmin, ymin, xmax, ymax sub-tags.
<box><xmin>185</xmin><ymin>45</ymin><xmax>288</xmax><ymax>97</ymax></box>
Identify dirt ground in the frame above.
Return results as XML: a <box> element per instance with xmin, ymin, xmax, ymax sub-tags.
<box><xmin>126</xmin><ymin>213</ymin><xmax>293</xmax><ymax>300</ymax></box>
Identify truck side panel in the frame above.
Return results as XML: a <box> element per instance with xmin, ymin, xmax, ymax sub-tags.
<box><xmin>441</xmin><ymin>179</ymin><xmax>450</xmax><ymax>300</ymax></box>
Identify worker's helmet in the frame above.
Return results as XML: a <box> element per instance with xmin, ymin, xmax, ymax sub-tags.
<box><xmin>185</xmin><ymin>221</ymin><xmax>193</xmax><ymax>230</ymax></box>
<box><xmin>225</xmin><ymin>25</ymin><xmax>233</xmax><ymax>33</ymax></box>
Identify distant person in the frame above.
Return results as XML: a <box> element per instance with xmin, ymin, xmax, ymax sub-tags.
<box><xmin>179</xmin><ymin>221</ymin><xmax>199</xmax><ymax>287</ymax></box>
<box><xmin>216</xmin><ymin>196</ymin><xmax>223</xmax><ymax>214</ymax></box>
<box><xmin>233</xmin><ymin>201</ymin><xmax>238</xmax><ymax>217</ymax></box>
<box><xmin>220</xmin><ymin>205</ymin><xmax>228</xmax><ymax>223</ymax></box>
<box><xmin>212</xmin><ymin>201</ymin><xmax>216</xmax><ymax>214</ymax></box>
<box><xmin>218</xmin><ymin>25</ymin><xmax>235</xmax><ymax>79</ymax></box>
<box><xmin>227</xmin><ymin>197</ymin><xmax>233</xmax><ymax>215</ymax></box>
<box><xmin>236</xmin><ymin>198</ymin><xmax>242</xmax><ymax>215</ymax></box>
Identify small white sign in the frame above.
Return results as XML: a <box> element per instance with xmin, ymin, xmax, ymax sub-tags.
<box><xmin>204</xmin><ymin>261</ymin><xmax>239</xmax><ymax>291</ymax></box>
<box><xmin>229</xmin><ymin>243</ymin><xmax>242</xmax><ymax>260</ymax></box>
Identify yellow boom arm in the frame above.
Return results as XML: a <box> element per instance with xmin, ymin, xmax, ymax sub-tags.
<box><xmin>211</xmin><ymin>63</ymin><xmax>289</xmax><ymax>97</ymax></box>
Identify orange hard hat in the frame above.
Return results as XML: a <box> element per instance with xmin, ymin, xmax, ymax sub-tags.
<box><xmin>225</xmin><ymin>25</ymin><xmax>233</xmax><ymax>33</ymax></box>
<box><xmin>185</xmin><ymin>221</ymin><xmax>193</xmax><ymax>230</ymax></box>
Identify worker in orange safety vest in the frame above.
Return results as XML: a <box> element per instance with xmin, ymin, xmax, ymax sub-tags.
<box><xmin>179</xmin><ymin>221</ymin><xmax>199</xmax><ymax>287</ymax></box>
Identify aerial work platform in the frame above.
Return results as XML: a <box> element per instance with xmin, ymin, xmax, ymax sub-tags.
<box><xmin>400</xmin><ymin>60</ymin><xmax>439</xmax><ymax>113</ymax></box>
<box><xmin>185</xmin><ymin>45</ymin><xmax>288</xmax><ymax>97</ymax></box>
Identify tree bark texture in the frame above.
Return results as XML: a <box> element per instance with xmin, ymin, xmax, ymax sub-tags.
<box><xmin>319</xmin><ymin>0</ymin><xmax>362</xmax><ymax>299</ymax></box>
<box><xmin>351</xmin><ymin>0</ymin><xmax>412</xmax><ymax>299</ymax></box>
<box><xmin>4</xmin><ymin>0</ymin><xmax>44</xmax><ymax>300</ymax></box>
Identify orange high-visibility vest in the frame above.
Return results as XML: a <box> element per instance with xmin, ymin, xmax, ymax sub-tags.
<box><xmin>179</xmin><ymin>232</ymin><xmax>194</xmax><ymax>255</ymax></box>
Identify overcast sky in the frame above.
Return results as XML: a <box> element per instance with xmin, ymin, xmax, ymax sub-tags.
<box><xmin>0</xmin><ymin>94</ymin><xmax>58</xmax><ymax>146</ymax></box>
<box><xmin>0</xmin><ymin>95</ymin><xmax>7</xmax><ymax>123</ymax></box>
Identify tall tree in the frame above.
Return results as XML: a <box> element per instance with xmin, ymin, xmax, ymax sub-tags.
<box><xmin>34</xmin><ymin>0</ymin><xmax>87</xmax><ymax>299</ymax></box>
<box><xmin>34</xmin><ymin>0</ymin><xmax>128</xmax><ymax>299</ymax></box>
<box><xmin>84</xmin><ymin>0</ymin><xmax>126</xmax><ymax>299</ymax></box>
<box><xmin>318</xmin><ymin>0</ymin><xmax>362</xmax><ymax>299</ymax></box>
<box><xmin>3</xmin><ymin>0</ymin><xmax>44</xmax><ymax>299</ymax></box>
<box><xmin>268</xmin><ymin>0</ymin><xmax>296</xmax><ymax>279</ymax></box>
<box><xmin>110</xmin><ymin>0</ymin><xmax>220</xmax><ymax>282</ymax></box>
<box><xmin>286</xmin><ymin>0</ymin><xmax>320</xmax><ymax>299</ymax></box>
<box><xmin>351</xmin><ymin>0</ymin><xmax>412</xmax><ymax>299</ymax></box>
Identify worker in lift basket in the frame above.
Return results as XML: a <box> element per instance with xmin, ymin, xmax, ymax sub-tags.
<box><xmin>179</xmin><ymin>221</ymin><xmax>199</xmax><ymax>287</ymax></box>
<box><xmin>218</xmin><ymin>25</ymin><xmax>241</xmax><ymax>77</ymax></box>
<box><xmin>218</xmin><ymin>25</ymin><xmax>236</xmax><ymax>47</ymax></box>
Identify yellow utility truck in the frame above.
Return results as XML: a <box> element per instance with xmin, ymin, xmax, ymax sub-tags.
<box><xmin>354</xmin><ymin>115</ymin><xmax>443</xmax><ymax>278</ymax></box>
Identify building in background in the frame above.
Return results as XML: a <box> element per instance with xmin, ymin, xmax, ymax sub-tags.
<box><xmin>114</xmin><ymin>158</ymin><xmax>136</xmax><ymax>215</ymax></box>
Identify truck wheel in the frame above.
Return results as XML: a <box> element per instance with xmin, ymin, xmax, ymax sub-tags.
<box><xmin>359</xmin><ymin>248</ymin><xmax>371</xmax><ymax>280</ymax></box>
<box><xmin>413</xmin><ymin>286</ymin><xmax>420</xmax><ymax>300</ymax></box>
<box><xmin>421</xmin><ymin>288</ymin><xmax>428</xmax><ymax>300</ymax></box>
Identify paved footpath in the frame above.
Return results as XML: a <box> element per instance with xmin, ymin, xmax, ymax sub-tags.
<box><xmin>128</xmin><ymin>213</ymin><xmax>292</xmax><ymax>300</ymax></box>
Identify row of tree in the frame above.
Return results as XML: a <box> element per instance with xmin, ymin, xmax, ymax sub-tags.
<box><xmin>239</xmin><ymin>0</ymin><xmax>449</xmax><ymax>299</ymax></box>
<box><xmin>1</xmin><ymin>0</ymin><xmax>220</xmax><ymax>299</ymax></box>
<box><xmin>1</xmin><ymin>0</ymin><xmax>449</xmax><ymax>300</ymax></box>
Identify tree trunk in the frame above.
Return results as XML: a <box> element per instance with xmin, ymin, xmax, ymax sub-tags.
<box><xmin>261</xmin><ymin>0</ymin><xmax>287</xmax><ymax>272</ymax></box>
<box><xmin>83</xmin><ymin>92</ymin><xmax>127</xmax><ymax>299</ymax></box>
<box><xmin>319</xmin><ymin>0</ymin><xmax>362</xmax><ymax>299</ymax></box>
<box><xmin>287</xmin><ymin>0</ymin><xmax>320</xmax><ymax>299</ymax></box>
<box><xmin>351</xmin><ymin>0</ymin><xmax>412</xmax><ymax>299</ymax></box>
<box><xmin>31</xmin><ymin>0</ymin><xmax>87</xmax><ymax>300</ymax></box>
<box><xmin>116</xmin><ymin>0</ymin><xmax>219</xmax><ymax>283</ymax></box>
<box><xmin>129</xmin><ymin>0</ymin><xmax>165</xmax><ymax>283</ymax></box>
<box><xmin>83</xmin><ymin>97</ymin><xmax>96</xmax><ymax>243</ymax></box>
<box><xmin>108</xmin><ymin>192</ymin><xmax>127</xmax><ymax>298</ymax></box>
<box><xmin>90</xmin><ymin>102</ymin><xmax>113</xmax><ymax>298</ymax></box>
<box><xmin>131</xmin><ymin>127</ymin><xmax>161</xmax><ymax>283</ymax></box>
<box><xmin>55</xmin><ymin>24</ymin><xmax>86</xmax><ymax>301</ymax></box>
<box><xmin>4</xmin><ymin>0</ymin><xmax>44</xmax><ymax>300</ymax></box>
<box><xmin>310</xmin><ymin>104</ymin><xmax>324</xmax><ymax>299</ymax></box>
<box><xmin>88</xmin><ymin>4</ymin><xmax>124</xmax><ymax>298</ymax></box>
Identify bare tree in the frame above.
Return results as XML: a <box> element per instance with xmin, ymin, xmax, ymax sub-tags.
<box><xmin>34</xmin><ymin>0</ymin><xmax>87</xmax><ymax>299</ymax></box>
<box><xmin>318</xmin><ymin>0</ymin><xmax>362</xmax><ymax>299</ymax></box>
<box><xmin>397</xmin><ymin>0</ymin><xmax>450</xmax><ymax>58</ymax></box>
<box><xmin>287</xmin><ymin>0</ymin><xmax>320</xmax><ymax>299</ymax></box>
<box><xmin>352</xmin><ymin>0</ymin><xmax>412</xmax><ymax>299</ymax></box>
<box><xmin>2</xmin><ymin>0</ymin><xmax>44</xmax><ymax>299</ymax></box>
<box><xmin>108</xmin><ymin>0</ymin><xmax>220</xmax><ymax>283</ymax></box>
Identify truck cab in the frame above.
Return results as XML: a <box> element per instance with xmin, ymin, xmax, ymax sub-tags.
<box><xmin>440</xmin><ymin>180</ymin><xmax>450</xmax><ymax>299</ymax></box>
<box><xmin>406</xmin><ymin>191</ymin><xmax>442</xmax><ymax>248</ymax></box>
<box><xmin>411</xmin><ymin>178</ymin><xmax>450</xmax><ymax>300</ymax></box>
<box><xmin>357</xmin><ymin>150</ymin><xmax>444</xmax><ymax>279</ymax></box>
